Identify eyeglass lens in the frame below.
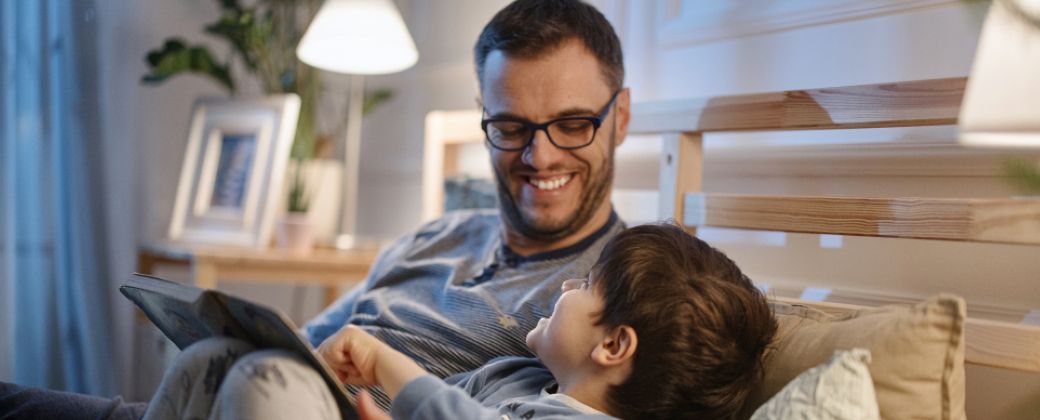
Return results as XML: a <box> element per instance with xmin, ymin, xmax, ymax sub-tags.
<box><xmin>485</xmin><ymin>118</ymin><xmax>596</xmax><ymax>150</ymax></box>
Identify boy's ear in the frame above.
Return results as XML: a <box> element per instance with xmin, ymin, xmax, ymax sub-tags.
<box><xmin>591</xmin><ymin>325</ymin><xmax>637</xmax><ymax>367</ymax></box>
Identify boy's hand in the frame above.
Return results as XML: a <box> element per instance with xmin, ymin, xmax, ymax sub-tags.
<box><xmin>356</xmin><ymin>390</ymin><xmax>391</xmax><ymax>420</ymax></box>
<box><xmin>317</xmin><ymin>324</ymin><xmax>427</xmax><ymax>399</ymax></box>
<box><xmin>317</xmin><ymin>324</ymin><xmax>384</xmax><ymax>385</ymax></box>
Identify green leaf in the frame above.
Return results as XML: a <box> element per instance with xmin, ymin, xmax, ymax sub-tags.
<box><xmin>141</xmin><ymin>39</ymin><xmax>234</xmax><ymax>92</ymax></box>
<box><xmin>363</xmin><ymin>89</ymin><xmax>394</xmax><ymax>116</ymax></box>
<box><xmin>204</xmin><ymin>10</ymin><xmax>262</xmax><ymax>71</ymax></box>
<box><xmin>287</xmin><ymin>158</ymin><xmax>310</xmax><ymax>213</ymax></box>
<box><xmin>217</xmin><ymin>0</ymin><xmax>243</xmax><ymax>13</ymax></box>
<box><xmin>1003</xmin><ymin>156</ymin><xmax>1040</xmax><ymax>194</ymax></box>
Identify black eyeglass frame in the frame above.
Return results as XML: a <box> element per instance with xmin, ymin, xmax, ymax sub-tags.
<box><xmin>481</xmin><ymin>90</ymin><xmax>621</xmax><ymax>151</ymax></box>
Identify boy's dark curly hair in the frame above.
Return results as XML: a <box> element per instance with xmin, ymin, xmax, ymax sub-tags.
<box><xmin>591</xmin><ymin>223</ymin><xmax>777</xmax><ymax>419</ymax></box>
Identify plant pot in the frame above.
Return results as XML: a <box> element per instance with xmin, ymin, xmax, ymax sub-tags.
<box><xmin>280</xmin><ymin>159</ymin><xmax>342</xmax><ymax>245</ymax></box>
<box><xmin>276</xmin><ymin>213</ymin><xmax>314</xmax><ymax>255</ymax></box>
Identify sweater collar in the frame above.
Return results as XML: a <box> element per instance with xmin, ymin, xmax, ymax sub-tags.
<box><xmin>497</xmin><ymin>210</ymin><xmax>621</xmax><ymax>267</ymax></box>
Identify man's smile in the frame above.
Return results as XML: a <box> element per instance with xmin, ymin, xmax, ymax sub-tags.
<box><xmin>524</xmin><ymin>174</ymin><xmax>574</xmax><ymax>192</ymax></box>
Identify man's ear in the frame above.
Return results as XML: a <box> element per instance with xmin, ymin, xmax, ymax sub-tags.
<box><xmin>591</xmin><ymin>325</ymin><xmax>637</xmax><ymax>367</ymax></box>
<box><xmin>612</xmin><ymin>88</ymin><xmax>631</xmax><ymax>147</ymax></box>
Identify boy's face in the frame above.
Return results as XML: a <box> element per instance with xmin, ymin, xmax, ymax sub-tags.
<box><xmin>526</xmin><ymin>274</ymin><xmax>606</xmax><ymax>375</ymax></box>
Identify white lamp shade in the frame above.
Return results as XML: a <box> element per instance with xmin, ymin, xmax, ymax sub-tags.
<box><xmin>959</xmin><ymin>0</ymin><xmax>1040</xmax><ymax>148</ymax></box>
<box><xmin>297</xmin><ymin>0</ymin><xmax>419</xmax><ymax>75</ymax></box>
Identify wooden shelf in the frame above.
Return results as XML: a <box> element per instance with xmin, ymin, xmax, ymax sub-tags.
<box><xmin>682</xmin><ymin>193</ymin><xmax>1040</xmax><ymax>245</ymax></box>
<box><xmin>138</xmin><ymin>242</ymin><xmax>380</xmax><ymax>306</ymax></box>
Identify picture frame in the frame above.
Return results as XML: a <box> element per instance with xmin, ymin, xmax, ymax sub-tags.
<box><xmin>168</xmin><ymin>94</ymin><xmax>301</xmax><ymax>248</ymax></box>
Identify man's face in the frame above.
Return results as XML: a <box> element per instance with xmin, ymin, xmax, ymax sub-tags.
<box><xmin>480</xmin><ymin>39</ymin><xmax>629</xmax><ymax>242</ymax></box>
<box><xmin>526</xmin><ymin>276</ymin><xmax>605</xmax><ymax>374</ymax></box>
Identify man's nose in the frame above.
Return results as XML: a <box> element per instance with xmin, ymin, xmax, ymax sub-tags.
<box><xmin>521</xmin><ymin>128</ymin><xmax>566</xmax><ymax>169</ymax></box>
<box><xmin>561</xmin><ymin>278</ymin><xmax>583</xmax><ymax>292</ymax></box>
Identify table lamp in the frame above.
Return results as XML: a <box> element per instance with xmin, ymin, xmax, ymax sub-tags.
<box><xmin>959</xmin><ymin>0</ymin><xmax>1040</xmax><ymax>148</ymax></box>
<box><xmin>296</xmin><ymin>0</ymin><xmax>419</xmax><ymax>248</ymax></box>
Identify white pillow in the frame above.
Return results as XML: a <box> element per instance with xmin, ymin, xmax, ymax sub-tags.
<box><xmin>751</xmin><ymin>349</ymin><xmax>880</xmax><ymax>420</ymax></box>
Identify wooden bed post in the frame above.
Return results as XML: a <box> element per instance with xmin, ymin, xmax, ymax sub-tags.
<box><xmin>658</xmin><ymin>131</ymin><xmax>703</xmax><ymax>235</ymax></box>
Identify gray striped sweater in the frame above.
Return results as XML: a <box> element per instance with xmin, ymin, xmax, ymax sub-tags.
<box><xmin>303</xmin><ymin>209</ymin><xmax>623</xmax><ymax>407</ymax></box>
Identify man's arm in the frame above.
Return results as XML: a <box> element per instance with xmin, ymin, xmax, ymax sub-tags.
<box><xmin>302</xmin><ymin>229</ymin><xmax>418</xmax><ymax>347</ymax></box>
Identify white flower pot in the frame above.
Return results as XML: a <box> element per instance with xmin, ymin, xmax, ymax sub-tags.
<box><xmin>276</xmin><ymin>213</ymin><xmax>314</xmax><ymax>254</ymax></box>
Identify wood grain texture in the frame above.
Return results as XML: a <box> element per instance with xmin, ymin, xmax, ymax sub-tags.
<box><xmin>630</xmin><ymin>77</ymin><xmax>966</xmax><ymax>134</ymax></box>
<box><xmin>683</xmin><ymin>193</ymin><xmax>1040</xmax><ymax>245</ymax></box>
<box><xmin>658</xmin><ymin>133</ymin><xmax>703</xmax><ymax>232</ymax></box>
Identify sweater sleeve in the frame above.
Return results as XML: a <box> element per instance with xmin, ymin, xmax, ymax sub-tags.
<box><xmin>391</xmin><ymin>375</ymin><xmax>505</xmax><ymax>420</ymax></box>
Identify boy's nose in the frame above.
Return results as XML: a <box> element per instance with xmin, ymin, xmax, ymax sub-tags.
<box><xmin>561</xmin><ymin>278</ymin><xmax>583</xmax><ymax>292</ymax></box>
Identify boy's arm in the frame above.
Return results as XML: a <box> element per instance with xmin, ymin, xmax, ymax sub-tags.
<box><xmin>318</xmin><ymin>327</ymin><xmax>517</xmax><ymax>420</ymax></box>
<box><xmin>317</xmin><ymin>325</ymin><xmax>427</xmax><ymax>400</ymax></box>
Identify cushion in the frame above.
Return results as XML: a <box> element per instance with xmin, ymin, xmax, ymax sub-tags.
<box><xmin>743</xmin><ymin>294</ymin><xmax>966</xmax><ymax>420</ymax></box>
<box><xmin>751</xmin><ymin>348</ymin><xmax>880</xmax><ymax>420</ymax></box>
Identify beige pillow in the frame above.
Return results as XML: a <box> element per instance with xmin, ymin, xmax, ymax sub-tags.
<box><xmin>744</xmin><ymin>294</ymin><xmax>966</xmax><ymax>420</ymax></box>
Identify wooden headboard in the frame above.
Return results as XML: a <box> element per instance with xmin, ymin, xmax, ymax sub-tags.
<box><xmin>422</xmin><ymin>78</ymin><xmax>1040</xmax><ymax>376</ymax></box>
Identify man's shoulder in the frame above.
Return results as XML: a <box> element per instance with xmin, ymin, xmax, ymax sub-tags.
<box><xmin>415</xmin><ymin>208</ymin><xmax>501</xmax><ymax>239</ymax></box>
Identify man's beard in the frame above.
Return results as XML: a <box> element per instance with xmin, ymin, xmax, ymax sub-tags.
<box><xmin>493</xmin><ymin>132</ymin><xmax>615</xmax><ymax>243</ymax></box>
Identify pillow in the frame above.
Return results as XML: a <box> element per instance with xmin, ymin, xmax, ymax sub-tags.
<box><xmin>743</xmin><ymin>294</ymin><xmax>966</xmax><ymax>420</ymax></box>
<box><xmin>751</xmin><ymin>348</ymin><xmax>879</xmax><ymax>420</ymax></box>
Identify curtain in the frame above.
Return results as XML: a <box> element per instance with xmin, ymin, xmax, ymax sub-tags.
<box><xmin>0</xmin><ymin>0</ymin><xmax>116</xmax><ymax>395</ymax></box>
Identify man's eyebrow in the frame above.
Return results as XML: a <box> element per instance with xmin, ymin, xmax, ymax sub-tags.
<box><xmin>486</xmin><ymin>106</ymin><xmax>597</xmax><ymax>121</ymax></box>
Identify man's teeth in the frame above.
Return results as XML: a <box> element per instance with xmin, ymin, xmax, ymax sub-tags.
<box><xmin>531</xmin><ymin>175</ymin><xmax>571</xmax><ymax>190</ymax></box>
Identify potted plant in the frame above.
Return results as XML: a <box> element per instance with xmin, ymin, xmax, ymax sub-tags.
<box><xmin>276</xmin><ymin>158</ymin><xmax>314</xmax><ymax>253</ymax></box>
<box><xmin>142</xmin><ymin>0</ymin><xmax>392</xmax><ymax>247</ymax></box>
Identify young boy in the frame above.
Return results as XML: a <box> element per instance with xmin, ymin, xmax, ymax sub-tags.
<box><xmin>320</xmin><ymin>223</ymin><xmax>777</xmax><ymax>419</ymax></box>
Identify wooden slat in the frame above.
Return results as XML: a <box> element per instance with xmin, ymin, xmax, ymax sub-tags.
<box><xmin>964</xmin><ymin>318</ymin><xmax>1040</xmax><ymax>372</ymax></box>
<box><xmin>773</xmin><ymin>297</ymin><xmax>1040</xmax><ymax>373</ymax></box>
<box><xmin>658</xmin><ymin>133</ymin><xmax>703</xmax><ymax>234</ymax></box>
<box><xmin>630</xmin><ymin>77</ymin><xmax>965</xmax><ymax>134</ymax></box>
<box><xmin>683</xmin><ymin>193</ymin><xmax>1040</xmax><ymax>245</ymax></box>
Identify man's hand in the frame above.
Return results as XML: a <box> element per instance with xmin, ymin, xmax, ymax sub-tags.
<box><xmin>317</xmin><ymin>325</ymin><xmax>428</xmax><ymax>399</ymax></box>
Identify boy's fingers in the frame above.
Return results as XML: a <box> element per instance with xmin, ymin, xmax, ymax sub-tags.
<box><xmin>356</xmin><ymin>390</ymin><xmax>390</xmax><ymax>420</ymax></box>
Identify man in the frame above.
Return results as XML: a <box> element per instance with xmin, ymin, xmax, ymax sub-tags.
<box><xmin>0</xmin><ymin>0</ymin><xmax>631</xmax><ymax>418</ymax></box>
<box><xmin>299</xmin><ymin>0</ymin><xmax>630</xmax><ymax>408</ymax></box>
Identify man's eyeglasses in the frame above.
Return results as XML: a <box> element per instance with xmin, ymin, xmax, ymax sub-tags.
<box><xmin>481</xmin><ymin>90</ymin><xmax>620</xmax><ymax>151</ymax></box>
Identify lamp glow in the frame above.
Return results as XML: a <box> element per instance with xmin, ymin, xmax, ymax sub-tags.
<box><xmin>297</xmin><ymin>0</ymin><xmax>418</xmax><ymax>75</ymax></box>
<box><xmin>959</xmin><ymin>0</ymin><xmax>1040</xmax><ymax>148</ymax></box>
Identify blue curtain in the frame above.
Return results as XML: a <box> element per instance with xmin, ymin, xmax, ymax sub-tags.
<box><xmin>0</xmin><ymin>0</ymin><xmax>116</xmax><ymax>395</ymax></box>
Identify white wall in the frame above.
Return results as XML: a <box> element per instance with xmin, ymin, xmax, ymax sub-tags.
<box><xmin>354</xmin><ymin>0</ymin><xmax>511</xmax><ymax>240</ymax></box>
<box><xmin>96</xmin><ymin>0</ymin><xmax>233</xmax><ymax>398</ymax></box>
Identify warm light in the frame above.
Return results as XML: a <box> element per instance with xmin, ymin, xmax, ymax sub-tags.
<box><xmin>959</xmin><ymin>0</ymin><xmax>1040</xmax><ymax>148</ymax></box>
<box><xmin>296</xmin><ymin>0</ymin><xmax>419</xmax><ymax>75</ymax></box>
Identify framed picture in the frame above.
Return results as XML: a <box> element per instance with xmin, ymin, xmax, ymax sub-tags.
<box><xmin>168</xmin><ymin>94</ymin><xmax>300</xmax><ymax>248</ymax></box>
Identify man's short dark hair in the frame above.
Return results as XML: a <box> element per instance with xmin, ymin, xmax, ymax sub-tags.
<box><xmin>591</xmin><ymin>223</ymin><xmax>777</xmax><ymax>420</ymax></box>
<box><xmin>474</xmin><ymin>0</ymin><xmax>624</xmax><ymax>91</ymax></box>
